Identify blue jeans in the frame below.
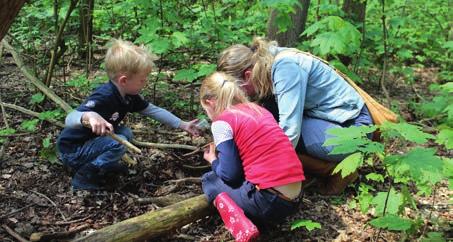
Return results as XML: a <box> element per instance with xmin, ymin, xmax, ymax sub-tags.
<box><xmin>59</xmin><ymin>126</ymin><xmax>133</xmax><ymax>173</ymax></box>
<box><xmin>296</xmin><ymin>105</ymin><xmax>373</xmax><ymax>162</ymax></box>
<box><xmin>202</xmin><ymin>171</ymin><xmax>298</xmax><ymax>226</ymax></box>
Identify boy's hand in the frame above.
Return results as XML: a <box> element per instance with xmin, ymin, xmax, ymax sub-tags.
<box><xmin>203</xmin><ymin>143</ymin><xmax>217</xmax><ymax>164</ymax></box>
<box><xmin>82</xmin><ymin>112</ymin><xmax>113</xmax><ymax>136</ymax></box>
<box><xmin>179</xmin><ymin>119</ymin><xmax>201</xmax><ymax>136</ymax></box>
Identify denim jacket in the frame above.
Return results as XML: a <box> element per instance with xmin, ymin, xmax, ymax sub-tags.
<box><xmin>269</xmin><ymin>46</ymin><xmax>364</xmax><ymax>147</ymax></box>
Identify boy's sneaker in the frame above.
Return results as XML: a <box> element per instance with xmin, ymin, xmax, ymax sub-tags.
<box><xmin>214</xmin><ymin>192</ymin><xmax>259</xmax><ymax>242</ymax></box>
<box><xmin>72</xmin><ymin>163</ymin><xmax>102</xmax><ymax>191</ymax></box>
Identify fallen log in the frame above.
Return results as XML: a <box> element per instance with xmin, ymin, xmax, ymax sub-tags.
<box><xmin>74</xmin><ymin>194</ymin><xmax>212</xmax><ymax>242</ymax></box>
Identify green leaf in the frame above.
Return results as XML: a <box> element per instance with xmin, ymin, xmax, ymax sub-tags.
<box><xmin>324</xmin><ymin>125</ymin><xmax>382</xmax><ymax>155</ymax></box>
<box><xmin>312</xmin><ymin>32</ymin><xmax>346</xmax><ymax>56</ymax></box>
<box><xmin>369</xmin><ymin>215</ymin><xmax>412</xmax><ymax>231</ymax></box>
<box><xmin>42</xmin><ymin>137</ymin><xmax>51</xmax><ymax>148</ymax></box>
<box><xmin>150</xmin><ymin>38</ymin><xmax>171</xmax><ymax>54</ymax></box>
<box><xmin>0</xmin><ymin>128</ymin><xmax>16</xmax><ymax>136</ymax></box>
<box><xmin>443</xmin><ymin>104</ymin><xmax>453</xmax><ymax>122</ymax></box>
<box><xmin>421</xmin><ymin>232</ymin><xmax>446</xmax><ymax>242</ymax></box>
<box><xmin>291</xmin><ymin>219</ymin><xmax>322</xmax><ymax>231</ymax></box>
<box><xmin>357</xmin><ymin>183</ymin><xmax>374</xmax><ymax>213</ymax></box>
<box><xmin>20</xmin><ymin>119</ymin><xmax>39</xmax><ymax>132</ymax></box>
<box><xmin>171</xmin><ymin>31</ymin><xmax>189</xmax><ymax>48</ymax></box>
<box><xmin>38</xmin><ymin>110</ymin><xmax>63</xmax><ymax>121</ymax></box>
<box><xmin>332</xmin><ymin>152</ymin><xmax>363</xmax><ymax>178</ymax></box>
<box><xmin>174</xmin><ymin>69</ymin><xmax>198</xmax><ymax>82</ymax></box>
<box><xmin>366</xmin><ymin>173</ymin><xmax>384</xmax><ymax>182</ymax></box>
<box><xmin>440</xmin><ymin>82</ymin><xmax>453</xmax><ymax>92</ymax></box>
<box><xmin>442</xmin><ymin>41</ymin><xmax>453</xmax><ymax>52</ymax></box>
<box><xmin>372</xmin><ymin>188</ymin><xmax>404</xmax><ymax>216</ymax></box>
<box><xmin>0</xmin><ymin>128</ymin><xmax>16</xmax><ymax>144</ymax></box>
<box><xmin>385</xmin><ymin>148</ymin><xmax>444</xmax><ymax>194</ymax></box>
<box><xmin>380</xmin><ymin>122</ymin><xmax>434</xmax><ymax>144</ymax></box>
<box><xmin>196</xmin><ymin>64</ymin><xmax>217</xmax><ymax>78</ymax></box>
<box><xmin>30</xmin><ymin>93</ymin><xmax>45</xmax><ymax>104</ymax></box>
<box><xmin>435</xmin><ymin>128</ymin><xmax>453</xmax><ymax>149</ymax></box>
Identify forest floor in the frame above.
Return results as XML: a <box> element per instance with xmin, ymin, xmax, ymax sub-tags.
<box><xmin>0</xmin><ymin>55</ymin><xmax>451</xmax><ymax>242</ymax></box>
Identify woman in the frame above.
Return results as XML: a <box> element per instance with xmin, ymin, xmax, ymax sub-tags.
<box><xmin>217</xmin><ymin>37</ymin><xmax>374</xmax><ymax>195</ymax></box>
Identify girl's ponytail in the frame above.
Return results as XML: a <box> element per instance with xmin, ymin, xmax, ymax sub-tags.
<box><xmin>200</xmin><ymin>72</ymin><xmax>250</xmax><ymax>116</ymax></box>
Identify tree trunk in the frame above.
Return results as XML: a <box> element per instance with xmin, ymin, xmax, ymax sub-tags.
<box><xmin>79</xmin><ymin>0</ymin><xmax>94</xmax><ymax>75</ymax></box>
<box><xmin>75</xmin><ymin>195</ymin><xmax>212</xmax><ymax>242</ymax></box>
<box><xmin>342</xmin><ymin>0</ymin><xmax>366</xmax><ymax>29</ymax></box>
<box><xmin>0</xmin><ymin>0</ymin><xmax>27</xmax><ymax>41</ymax></box>
<box><xmin>267</xmin><ymin>0</ymin><xmax>311</xmax><ymax>47</ymax></box>
<box><xmin>340</xmin><ymin>0</ymin><xmax>367</xmax><ymax>66</ymax></box>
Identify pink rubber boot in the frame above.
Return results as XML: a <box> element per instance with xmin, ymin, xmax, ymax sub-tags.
<box><xmin>213</xmin><ymin>192</ymin><xmax>260</xmax><ymax>242</ymax></box>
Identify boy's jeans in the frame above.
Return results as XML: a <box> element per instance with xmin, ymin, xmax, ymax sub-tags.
<box><xmin>59</xmin><ymin>126</ymin><xmax>132</xmax><ymax>176</ymax></box>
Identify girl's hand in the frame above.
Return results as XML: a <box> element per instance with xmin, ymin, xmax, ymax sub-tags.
<box><xmin>203</xmin><ymin>143</ymin><xmax>217</xmax><ymax>164</ymax></box>
<box><xmin>179</xmin><ymin>119</ymin><xmax>201</xmax><ymax>136</ymax></box>
<box><xmin>82</xmin><ymin>112</ymin><xmax>113</xmax><ymax>136</ymax></box>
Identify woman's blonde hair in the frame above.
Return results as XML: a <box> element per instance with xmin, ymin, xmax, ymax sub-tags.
<box><xmin>217</xmin><ymin>37</ymin><xmax>277</xmax><ymax>99</ymax></box>
<box><xmin>200</xmin><ymin>72</ymin><xmax>253</xmax><ymax>117</ymax></box>
<box><xmin>105</xmin><ymin>39</ymin><xmax>157</xmax><ymax>81</ymax></box>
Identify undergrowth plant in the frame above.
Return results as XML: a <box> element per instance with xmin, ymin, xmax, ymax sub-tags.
<box><xmin>320</xmin><ymin>120</ymin><xmax>451</xmax><ymax>240</ymax></box>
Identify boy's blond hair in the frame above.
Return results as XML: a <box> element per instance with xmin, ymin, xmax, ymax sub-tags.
<box><xmin>105</xmin><ymin>39</ymin><xmax>156</xmax><ymax>81</ymax></box>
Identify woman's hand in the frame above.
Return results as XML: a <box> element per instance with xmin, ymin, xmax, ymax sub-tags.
<box><xmin>203</xmin><ymin>143</ymin><xmax>217</xmax><ymax>164</ymax></box>
<box><xmin>82</xmin><ymin>111</ymin><xmax>113</xmax><ymax>136</ymax></box>
<box><xmin>179</xmin><ymin>119</ymin><xmax>201</xmax><ymax>136</ymax></box>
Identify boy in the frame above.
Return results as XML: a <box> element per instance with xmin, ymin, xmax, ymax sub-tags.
<box><xmin>57</xmin><ymin>39</ymin><xmax>199</xmax><ymax>190</ymax></box>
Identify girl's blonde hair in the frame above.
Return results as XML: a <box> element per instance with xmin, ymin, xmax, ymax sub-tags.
<box><xmin>217</xmin><ymin>37</ymin><xmax>277</xmax><ymax>99</ymax></box>
<box><xmin>200</xmin><ymin>72</ymin><xmax>253</xmax><ymax>117</ymax></box>
<box><xmin>105</xmin><ymin>39</ymin><xmax>157</xmax><ymax>81</ymax></box>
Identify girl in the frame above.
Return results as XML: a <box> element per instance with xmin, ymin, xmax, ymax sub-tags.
<box><xmin>200</xmin><ymin>72</ymin><xmax>304</xmax><ymax>225</ymax></box>
<box><xmin>217</xmin><ymin>37</ymin><xmax>374</xmax><ymax>195</ymax></box>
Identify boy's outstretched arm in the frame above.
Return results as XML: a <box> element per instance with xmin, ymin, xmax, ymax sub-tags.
<box><xmin>139</xmin><ymin>103</ymin><xmax>200</xmax><ymax>136</ymax></box>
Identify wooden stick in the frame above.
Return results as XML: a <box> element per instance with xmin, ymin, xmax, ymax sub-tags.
<box><xmin>121</xmin><ymin>153</ymin><xmax>137</xmax><ymax>166</ymax></box>
<box><xmin>2</xmin><ymin>224</ymin><xmax>29</xmax><ymax>242</ymax></box>
<box><xmin>2</xmin><ymin>39</ymin><xmax>72</xmax><ymax>113</ymax></box>
<box><xmin>81</xmin><ymin>120</ymin><xmax>141</xmax><ymax>154</ymax></box>
<box><xmin>31</xmin><ymin>190</ymin><xmax>67</xmax><ymax>221</ymax></box>
<box><xmin>182</xmin><ymin>143</ymin><xmax>211</xmax><ymax>157</ymax></box>
<box><xmin>0</xmin><ymin>203</ymin><xmax>35</xmax><ymax>220</ymax></box>
<box><xmin>30</xmin><ymin>224</ymin><xmax>89</xmax><ymax>242</ymax></box>
<box><xmin>132</xmin><ymin>139</ymin><xmax>197</xmax><ymax>151</ymax></box>
<box><xmin>0</xmin><ymin>101</ymin><xmax>64</xmax><ymax>128</ymax></box>
<box><xmin>136</xmin><ymin>193</ymin><xmax>198</xmax><ymax>206</ymax></box>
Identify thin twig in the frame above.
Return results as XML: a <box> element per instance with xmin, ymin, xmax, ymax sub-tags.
<box><xmin>132</xmin><ymin>139</ymin><xmax>197</xmax><ymax>150</ymax></box>
<box><xmin>164</xmin><ymin>177</ymin><xmax>201</xmax><ymax>185</ymax></box>
<box><xmin>31</xmin><ymin>190</ymin><xmax>67</xmax><ymax>221</ymax></box>
<box><xmin>379</xmin><ymin>0</ymin><xmax>391</xmax><ymax>107</ymax></box>
<box><xmin>0</xmin><ymin>101</ymin><xmax>64</xmax><ymax>128</ymax></box>
<box><xmin>0</xmin><ymin>96</ymin><xmax>10</xmax><ymax>161</ymax></box>
<box><xmin>30</xmin><ymin>224</ymin><xmax>89</xmax><ymax>242</ymax></box>
<box><xmin>182</xmin><ymin>143</ymin><xmax>210</xmax><ymax>157</ymax></box>
<box><xmin>54</xmin><ymin>214</ymin><xmax>93</xmax><ymax>225</ymax></box>
<box><xmin>182</xmin><ymin>164</ymin><xmax>210</xmax><ymax>170</ymax></box>
<box><xmin>0</xmin><ymin>203</ymin><xmax>35</xmax><ymax>220</ymax></box>
<box><xmin>2</xmin><ymin>224</ymin><xmax>30</xmax><ymax>242</ymax></box>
